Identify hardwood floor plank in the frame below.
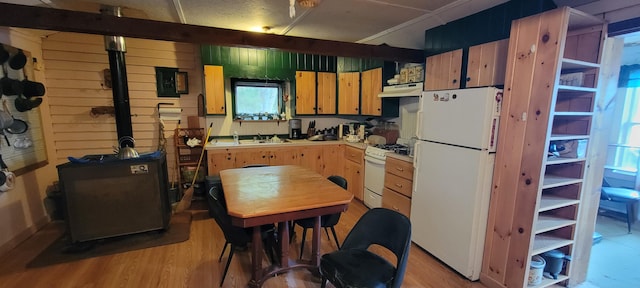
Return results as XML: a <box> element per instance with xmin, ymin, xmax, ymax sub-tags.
<box><xmin>0</xmin><ymin>200</ymin><xmax>486</xmax><ymax>288</ymax></box>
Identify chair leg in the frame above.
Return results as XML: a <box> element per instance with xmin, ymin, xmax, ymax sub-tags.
<box><xmin>324</xmin><ymin>227</ymin><xmax>331</xmax><ymax>240</ymax></box>
<box><xmin>221</xmin><ymin>244</ymin><xmax>235</xmax><ymax>287</ymax></box>
<box><xmin>289</xmin><ymin>221</ymin><xmax>296</xmax><ymax>243</ymax></box>
<box><xmin>299</xmin><ymin>227</ymin><xmax>308</xmax><ymax>260</ymax></box>
<box><xmin>330</xmin><ymin>226</ymin><xmax>340</xmax><ymax>249</ymax></box>
<box><xmin>320</xmin><ymin>276</ymin><xmax>327</xmax><ymax>288</ymax></box>
<box><xmin>218</xmin><ymin>241</ymin><xmax>229</xmax><ymax>262</ymax></box>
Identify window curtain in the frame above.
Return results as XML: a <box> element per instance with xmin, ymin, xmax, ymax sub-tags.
<box><xmin>618</xmin><ymin>64</ymin><xmax>640</xmax><ymax>87</ymax></box>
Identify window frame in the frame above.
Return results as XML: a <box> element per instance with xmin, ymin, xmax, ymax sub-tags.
<box><xmin>230</xmin><ymin>78</ymin><xmax>285</xmax><ymax>121</ymax></box>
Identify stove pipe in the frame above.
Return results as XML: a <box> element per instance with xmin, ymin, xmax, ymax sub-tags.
<box><xmin>102</xmin><ymin>6</ymin><xmax>134</xmax><ymax>149</ymax></box>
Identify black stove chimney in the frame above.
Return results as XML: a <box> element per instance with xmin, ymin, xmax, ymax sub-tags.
<box><xmin>102</xmin><ymin>6</ymin><xmax>134</xmax><ymax>149</ymax></box>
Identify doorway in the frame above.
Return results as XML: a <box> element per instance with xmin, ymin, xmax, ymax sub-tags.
<box><xmin>586</xmin><ymin>30</ymin><xmax>640</xmax><ymax>288</ymax></box>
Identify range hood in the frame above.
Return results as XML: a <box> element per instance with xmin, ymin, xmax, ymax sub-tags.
<box><xmin>378</xmin><ymin>82</ymin><xmax>423</xmax><ymax>98</ymax></box>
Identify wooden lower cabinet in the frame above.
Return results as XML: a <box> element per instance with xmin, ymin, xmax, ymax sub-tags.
<box><xmin>207</xmin><ymin>149</ymin><xmax>235</xmax><ymax>176</ymax></box>
<box><xmin>322</xmin><ymin>144</ymin><xmax>344</xmax><ymax>177</ymax></box>
<box><xmin>298</xmin><ymin>146</ymin><xmax>324</xmax><ymax>174</ymax></box>
<box><xmin>382</xmin><ymin>156</ymin><xmax>413</xmax><ymax>218</ymax></box>
<box><xmin>344</xmin><ymin>159</ymin><xmax>363</xmax><ymax>201</ymax></box>
<box><xmin>382</xmin><ymin>188</ymin><xmax>411</xmax><ymax>217</ymax></box>
<box><xmin>344</xmin><ymin>145</ymin><xmax>365</xmax><ymax>201</ymax></box>
<box><xmin>207</xmin><ymin>144</ymin><xmax>345</xmax><ymax>179</ymax></box>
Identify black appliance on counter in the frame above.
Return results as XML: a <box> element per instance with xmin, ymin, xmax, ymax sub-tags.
<box><xmin>57</xmin><ymin>152</ymin><xmax>171</xmax><ymax>243</ymax></box>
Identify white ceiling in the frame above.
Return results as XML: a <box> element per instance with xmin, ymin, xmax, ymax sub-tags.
<box><xmin>3</xmin><ymin>0</ymin><xmax>640</xmax><ymax>50</ymax></box>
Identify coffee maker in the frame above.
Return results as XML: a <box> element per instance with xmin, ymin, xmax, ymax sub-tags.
<box><xmin>289</xmin><ymin>119</ymin><xmax>302</xmax><ymax>139</ymax></box>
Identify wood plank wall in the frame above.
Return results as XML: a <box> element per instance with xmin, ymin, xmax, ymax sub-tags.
<box><xmin>42</xmin><ymin>32</ymin><xmax>202</xmax><ymax>183</ymax></box>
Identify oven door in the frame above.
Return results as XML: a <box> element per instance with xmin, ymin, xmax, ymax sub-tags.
<box><xmin>364</xmin><ymin>155</ymin><xmax>386</xmax><ymax>208</ymax></box>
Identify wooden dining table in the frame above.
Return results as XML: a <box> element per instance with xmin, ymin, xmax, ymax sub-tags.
<box><xmin>219</xmin><ymin>165</ymin><xmax>353</xmax><ymax>287</ymax></box>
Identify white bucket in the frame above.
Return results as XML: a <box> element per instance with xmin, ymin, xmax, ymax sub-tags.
<box><xmin>528</xmin><ymin>255</ymin><xmax>546</xmax><ymax>286</ymax></box>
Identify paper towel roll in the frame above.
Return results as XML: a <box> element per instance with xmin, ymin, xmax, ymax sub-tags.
<box><xmin>158</xmin><ymin>108</ymin><xmax>182</xmax><ymax>114</ymax></box>
<box><xmin>159</xmin><ymin>107</ymin><xmax>182</xmax><ymax>121</ymax></box>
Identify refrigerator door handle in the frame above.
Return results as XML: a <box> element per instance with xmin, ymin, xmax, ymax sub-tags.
<box><xmin>416</xmin><ymin>110</ymin><xmax>424</xmax><ymax>140</ymax></box>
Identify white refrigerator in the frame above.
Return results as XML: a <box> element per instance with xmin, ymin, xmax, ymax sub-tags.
<box><xmin>411</xmin><ymin>87</ymin><xmax>502</xmax><ymax>281</ymax></box>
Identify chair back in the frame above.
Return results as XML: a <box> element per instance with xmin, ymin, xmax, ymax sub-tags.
<box><xmin>342</xmin><ymin>208</ymin><xmax>412</xmax><ymax>287</ymax></box>
<box><xmin>322</xmin><ymin>176</ymin><xmax>348</xmax><ymax>226</ymax></box>
<box><xmin>207</xmin><ymin>187</ymin><xmax>251</xmax><ymax>245</ymax></box>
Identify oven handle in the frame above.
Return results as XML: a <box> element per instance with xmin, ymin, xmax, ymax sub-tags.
<box><xmin>364</xmin><ymin>155</ymin><xmax>386</xmax><ymax>165</ymax></box>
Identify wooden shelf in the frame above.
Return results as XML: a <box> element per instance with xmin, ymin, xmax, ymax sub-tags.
<box><xmin>549</xmin><ymin>134</ymin><xmax>590</xmax><ymax>141</ymax></box>
<box><xmin>546</xmin><ymin>157</ymin><xmax>586</xmax><ymax>165</ymax></box>
<box><xmin>529</xmin><ymin>274</ymin><xmax>570</xmax><ymax>288</ymax></box>
<box><xmin>535</xmin><ymin>215</ymin><xmax>576</xmax><ymax>234</ymax></box>
<box><xmin>561</xmin><ymin>58</ymin><xmax>599</xmax><ymax>70</ymax></box>
<box><xmin>532</xmin><ymin>235</ymin><xmax>573</xmax><ymax>255</ymax></box>
<box><xmin>539</xmin><ymin>195</ymin><xmax>580</xmax><ymax>212</ymax></box>
<box><xmin>557</xmin><ymin>85</ymin><xmax>597</xmax><ymax>93</ymax></box>
<box><xmin>542</xmin><ymin>175</ymin><xmax>582</xmax><ymax>189</ymax></box>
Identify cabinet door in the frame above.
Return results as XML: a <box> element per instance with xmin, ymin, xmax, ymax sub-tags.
<box><xmin>338</xmin><ymin>72</ymin><xmax>360</xmax><ymax>115</ymax></box>
<box><xmin>235</xmin><ymin>148</ymin><xmax>269</xmax><ymax>167</ymax></box>
<box><xmin>424</xmin><ymin>53</ymin><xmax>441</xmax><ymax>91</ymax></box>
<box><xmin>425</xmin><ymin>50</ymin><xmax>463</xmax><ymax>90</ymax></box>
<box><xmin>322</xmin><ymin>145</ymin><xmax>344</xmax><ymax>177</ymax></box>
<box><xmin>270</xmin><ymin>148</ymin><xmax>297</xmax><ymax>166</ymax></box>
<box><xmin>446</xmin><ymin>49</ymin><xmax>463</xmax><ymax>89</ymax></box>
<box><xmin>466</xmin><ymin>39</ymin><xmax>508</xmax><ymax>88</ymax></box>
<box><xmin>361</xmin><ymin>68</ymin><xmax>382</xmax><ymax>116</ymax></box>
<box><xmin>295</xmin><ymin>71</ymin><xmax>317</xmax><ymax>115</ymax></box>
<box><xmin>317</xmin><ymin>72</ymin><xmax>337</xmax><ymax>114</ymax></box>
<box><xmin>204</xmin><ymin>65</ymin><xmax>226</xmax><ymax>115</ymax></box>
<box><xmin>344</xmin><ymin>159</ymin><xmax>364</xmax><ymax>200</ymax></box>
<box><xmin>298</xmin><ymin>146</ymin><xmax>324</xmax><ymax>174</ymax></box>
<box><xmin>207</xmin><ymin>150</ymin><xmax>235</xmax><ymax>176</ymax></box>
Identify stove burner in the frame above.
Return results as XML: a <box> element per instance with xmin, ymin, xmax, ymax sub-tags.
<box><xmin>374</xmin><ymin>144</ymin><xmax>409</xmax><ymax>155</ymax></box>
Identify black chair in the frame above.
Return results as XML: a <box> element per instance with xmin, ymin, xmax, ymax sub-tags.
<box><xmin>206</xmin><ymin>186</ymin><xmax>278</xmax><ymax>287</ymax></box>
<box><xmin>319</xmin><ymin>208</ymin><xmax>412</xmax><ymax>288</ymax></box>
<box><xmin>292</xmin><ymin>175</ymin><xmax>347</xmax><ymax>259</ymax></box>
<box><xmin>599</xmin><ymin>179</ymin><xmax>640</xmax><ymax>233</ymax></box>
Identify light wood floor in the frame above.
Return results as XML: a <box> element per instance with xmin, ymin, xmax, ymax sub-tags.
<box><xmin>0</xmin><ymin>199</ymin><xmax>487</xmax><ymax>288</ymax></box>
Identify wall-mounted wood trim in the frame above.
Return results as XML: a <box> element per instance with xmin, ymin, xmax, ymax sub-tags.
<box><xmin>0</xmin><ymin>2</ymin><xmax>424</xmax><ymax>63</ymax></box>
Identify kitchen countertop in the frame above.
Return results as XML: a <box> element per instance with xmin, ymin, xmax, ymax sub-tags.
<box><xmin>205</xmin><ymin>139</ymin><xmax>367</xmax><ymax>150</ymax></box>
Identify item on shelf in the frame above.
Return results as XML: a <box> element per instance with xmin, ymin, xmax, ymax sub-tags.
<box><xmin>528</xmin><ymin>255</ymin><xmax>546</xmax><ymax>286</ymax></box>
<box><xmin>559</xmin><ymin>72</ymin><xmax>584</xmax><ymax>86</ymax></box>
<box><xmin>186</xmin><ymin>137</ymin><xmax>201</xmax><ymax>147</ymax></box>
<box><xmin>541</xmin><ymin>250</ymin><xmax>571</xmax><ymax>280</ymax></box>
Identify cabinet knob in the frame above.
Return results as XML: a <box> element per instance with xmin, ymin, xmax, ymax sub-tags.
<box><xmin>395</xmin><ymin>183</ymin><xmax>403</xmax><ymax>188</ymax></box>
<box><xmin>377</xmin><ymin>108</ymin><xmax>381</xmax><ymax>111</ymax></box>
<box><xmin>392</xmin><ymin>206</ymin><xmax>399</xmax><ymax>211</ymax></box>
<box><xmin>396</xmin><ymin>167</ymin><xmax>404</xmax><ymax>171</ymax></box>
<box><xmin>452</xmin><ymin>79</ymin><xmax>457</xmax><ymax>84</ymax></box>
<box><xmin>466</xmin><ymin>77</ymin><xmax>471</xmax><ymax>82</ymax></box>
<box><xmin>355</xmin><ymin>108</ymin><xmax>359</xmax><ymax>111</ymax></box>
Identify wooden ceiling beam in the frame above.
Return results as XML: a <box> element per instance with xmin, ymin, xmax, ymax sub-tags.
<box><xmin>0</xmin><ymin>2</ymin><xmax>424</xmax><ymax>63</ymax></box>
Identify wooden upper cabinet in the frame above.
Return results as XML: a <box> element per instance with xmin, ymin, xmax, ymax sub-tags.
<box><xmin>338</xmin><ymin>72</ymin><xmax>360</xmax><ymax>115</ymax></box>
<box><xmin>295</xmin><ymin>71</ymin><xmax>317</xmax><ymax>115</ymax></box>
<box><xmin>317</xmin><ymin>72</ymin><xmax>337</xmax><ymax>115</ymax></box>
<box><xmin>204</xmin><ymin>65</ymin><xmax>226</xmax><ymax>115</ymax></box>
<box><xmin>466</xmin><ymin>39</ymin><xmax>508</xmax><ymax>88</ymax></box>
<box><xmin>360</xmin><ymin>67</ymin><xmax>383</xmax><ymax>116</ymax></box>
<box><xmin>424</xmin><ymin>49</ymin><xmax>463</xmax><ymax>91</ymax></box>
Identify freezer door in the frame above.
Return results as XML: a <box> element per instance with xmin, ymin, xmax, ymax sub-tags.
<box><xmin>410</xmin><ymin>140</ymin><xmax>495</xmax><ymax>280</ymax></box>
<box><xmin>418</xmin><ymin>87</ymin><xmax>501</xmax><ymax>150</ymax></box>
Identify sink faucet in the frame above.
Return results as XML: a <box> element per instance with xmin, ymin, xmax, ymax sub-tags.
<box><xmin>257</xmin><ymin>133</ymin><xmax>263</xmax><ymax>140</ymax></box>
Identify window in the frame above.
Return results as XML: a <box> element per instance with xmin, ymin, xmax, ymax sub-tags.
<box><xmin>607</xmin><ymin>65</ymin><xmax>640</xmax><ymax>173</ymax></box>
<box><xmin>231</xmin><ymin>79</ymin><xmax>284</xmax><ymax>121</ymax></box>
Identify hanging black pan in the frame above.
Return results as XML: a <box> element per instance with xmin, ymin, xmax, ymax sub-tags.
<box><xmin>2</xmin><ymin>100</ymin><xmax>28</xmax><ymax>134</ymax></box>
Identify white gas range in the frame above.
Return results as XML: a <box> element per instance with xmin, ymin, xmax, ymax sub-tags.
<box><xmin>363</xmin><ymin>144</ymin><xmax>410</xmax><ymax>208</ymax></box>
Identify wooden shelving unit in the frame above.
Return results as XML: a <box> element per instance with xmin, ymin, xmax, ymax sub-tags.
<box><xmin>174</xmin><ymin>128</ymin><xmax>206</xmax><ymax>195</ymax></box>
<box><xmin>480</xmin><ymin>7</ymin><xmax>606</xmax><ymax>288</ymax></box>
